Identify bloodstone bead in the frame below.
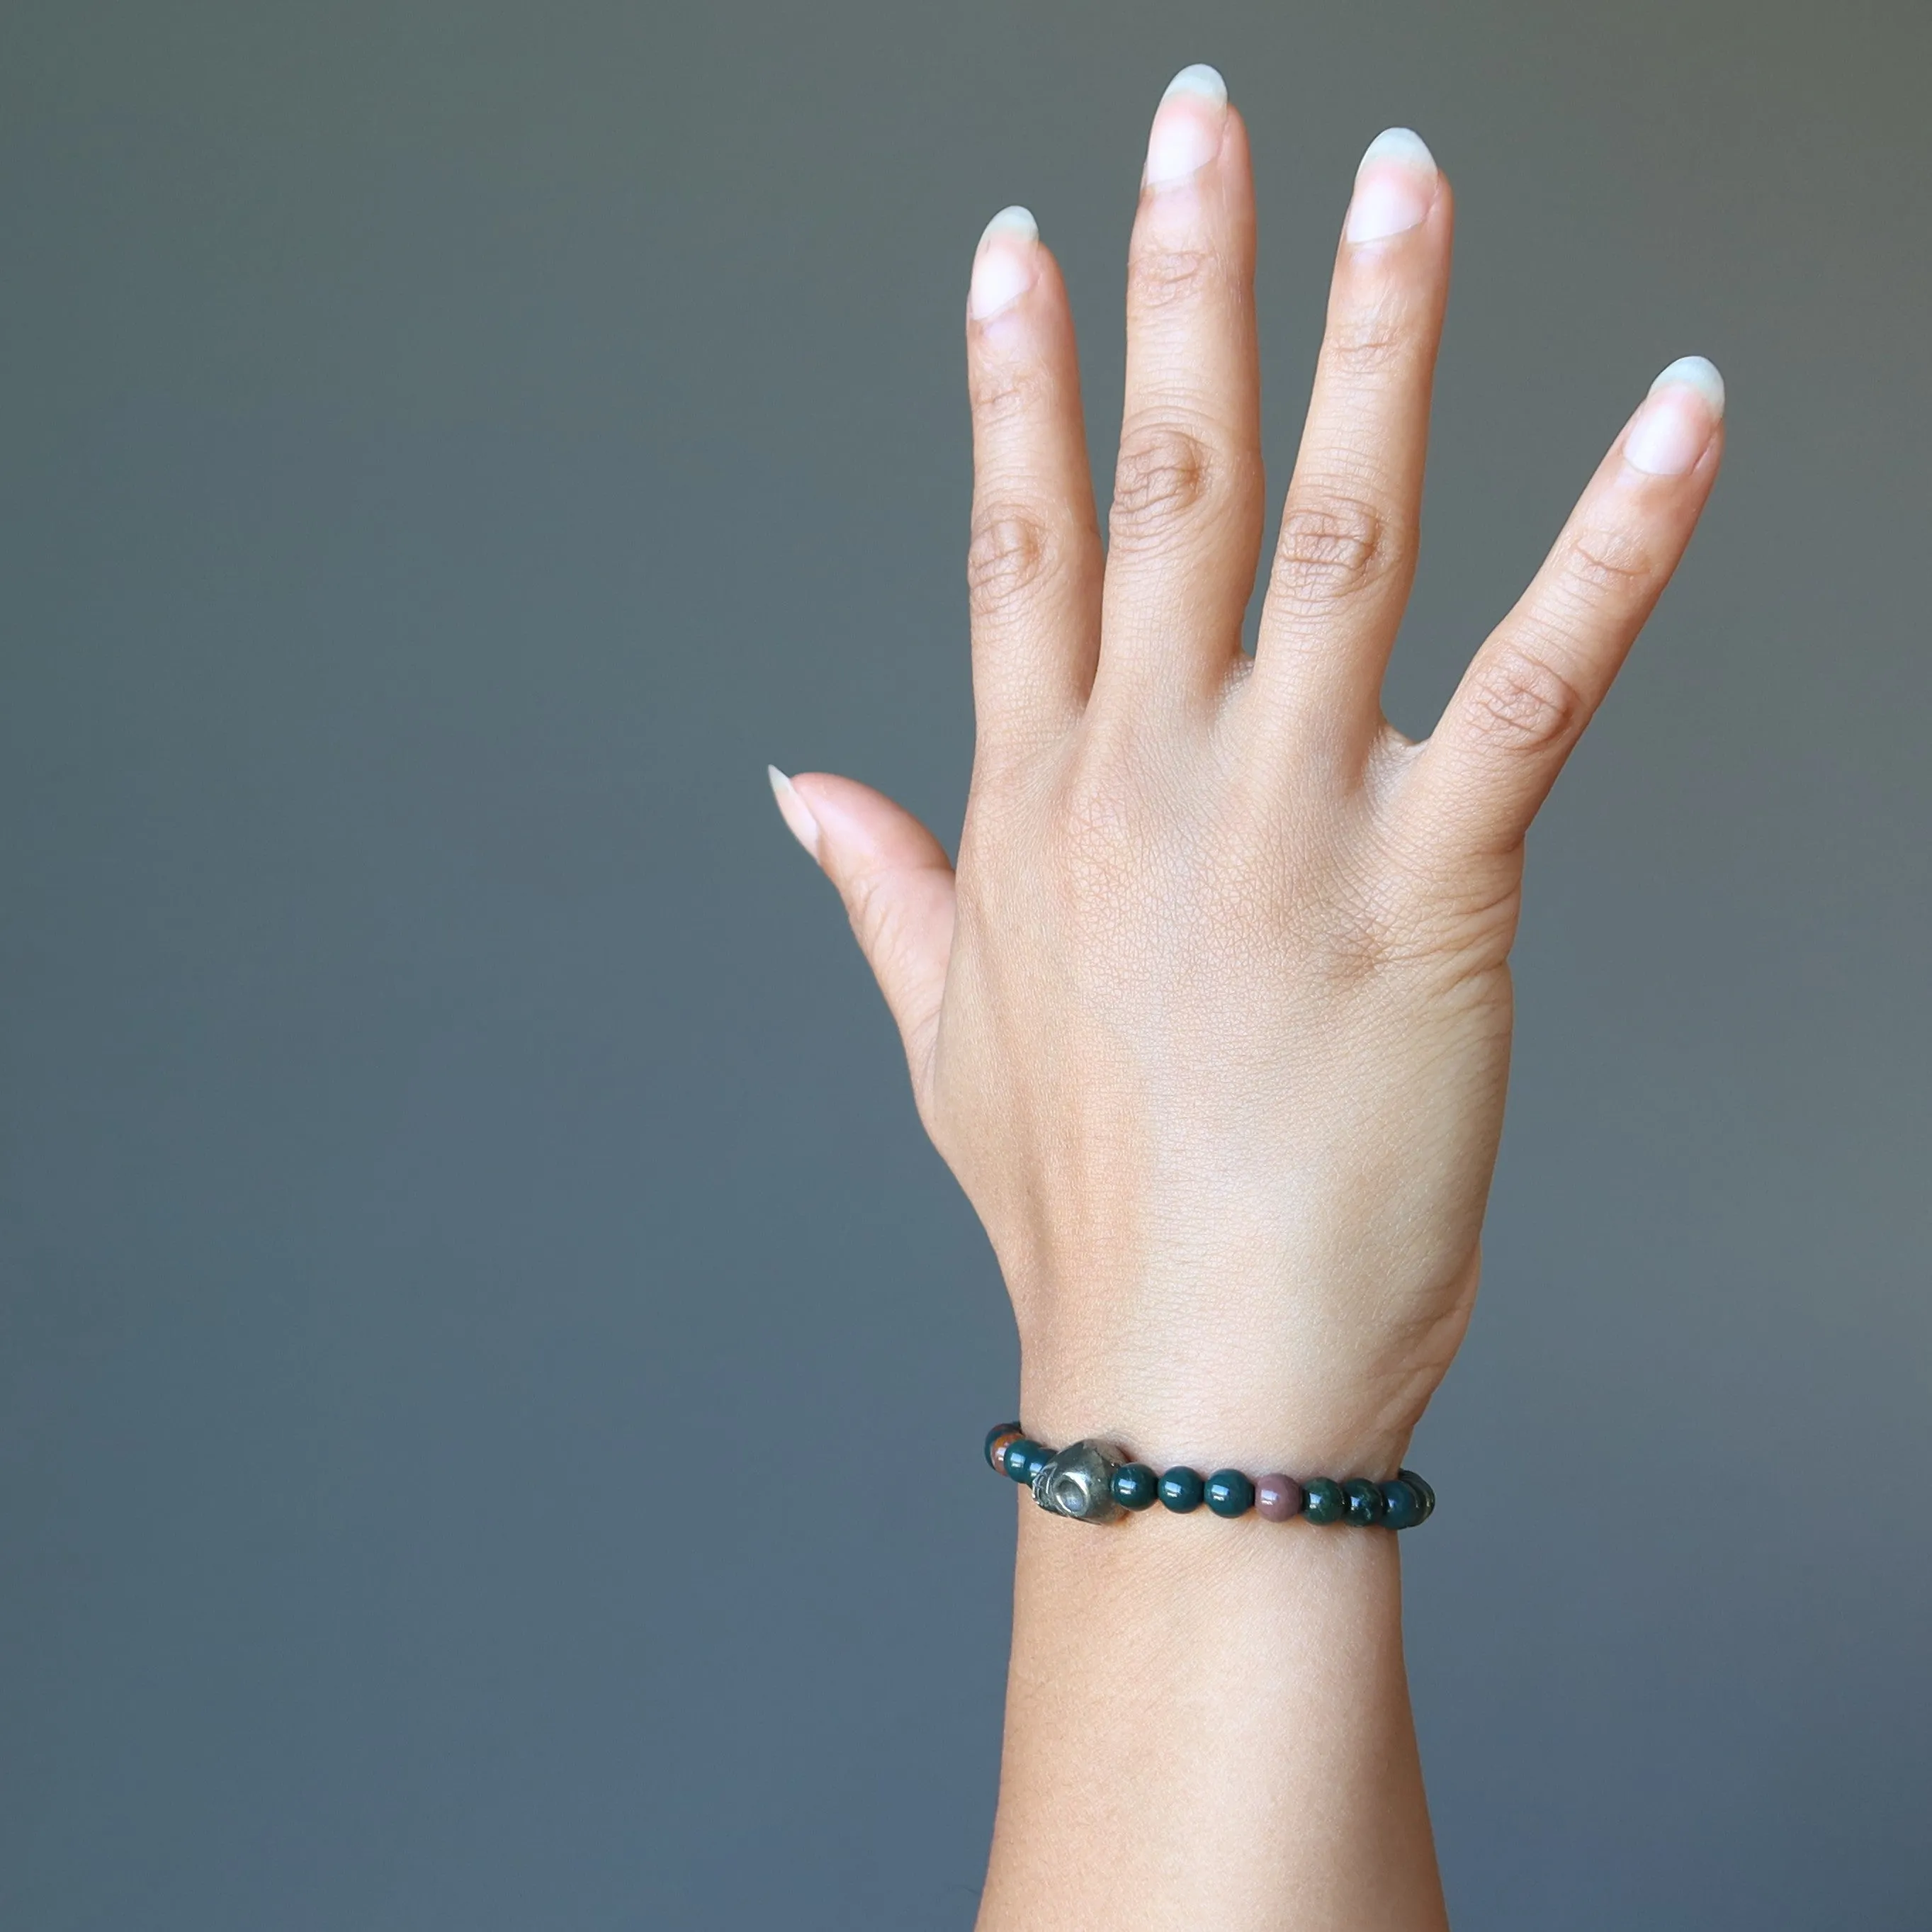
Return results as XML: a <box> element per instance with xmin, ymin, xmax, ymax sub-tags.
<box><xmin>1111</xmin><ymin>1462</ymin><xmax>1160</xmax><ymax>1510</ymax></box>
<box><xmin>1254</xmin><ymin>1474</ymin><xmax>1304</xmax><ymax>1522</ymax></box>
<box><xmin>1379</xmin><ymin>1479</ymin><xmax>1423</xmax><ymax>1530</ymax></box>
<box><xmin>1343</xmin><ymin>1478</ymin><xmax>1386</xmax><ymax>1527</ymax></box>
<box><xmin>1002</xmin><ymin>1437</ymin><xmax>1045</xmax><ymax>1483</ymax></box>
<box><xmin>1158</xmin><ymin>1467</ymin><xmax>1205</xmax><ymax>1513</ymax></box>
<box><xmin>1398</xmin><ymin>1467</ymin><xmax>1436</xmax><ymax>1522</ymax></box>
<box><xmin>1204</xmin><ymin>1469</ymin><xmax>1255</xmax><ymax>1518</ymax></box>
<box><xmin>1301</xmin><ymin>1476</ymin><xmax>1345</xmax><ymax>1524</ymax></box>
<box><xmin>985</xmin><ymin>1423</ymin><xmax>1024</xmax><ymax>1472</ymax></box>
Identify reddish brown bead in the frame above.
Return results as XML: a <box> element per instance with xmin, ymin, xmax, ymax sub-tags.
<box><xmin>1255</xmin><ymin>1474</ymin><xmax>1304</xmax><ymax>1522</ymax></box>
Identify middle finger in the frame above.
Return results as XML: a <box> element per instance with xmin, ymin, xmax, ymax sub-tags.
<box><xmin>1094</xmin><ymin>66</ymin><xmax>1265</xmax><ymax>713</ymax></box>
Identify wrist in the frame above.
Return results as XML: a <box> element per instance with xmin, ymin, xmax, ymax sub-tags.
<box><xmin>1007</xmin><ymin>1262</ymin><xmax>1469</xmax><ymax>1483</ymax></box>
<box><xmin>1015</xmin><ymin>1345</ymin><xmax>1425</xmax><ymax>1486</ymax></box>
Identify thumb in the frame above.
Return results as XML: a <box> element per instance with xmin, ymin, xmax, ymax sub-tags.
<box><xmin>768</xmin><ymin>767</ymin><xmax>956</xmax><ymax>1092</ymax></box>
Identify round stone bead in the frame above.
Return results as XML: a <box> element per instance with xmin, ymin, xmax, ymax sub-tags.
<box><xmin>985</xmin><ymin>1423</ymin><xmax>1024</xmax><ymax>1472</ymax></box>
<box><xmin>1158</xmin><ymin>1467</ymin><xmax>1205</xmax><ymax>1513</ymax></box>
<box><xmin>1204</xmin><ymin>1469</ymin><xmax>1255</xmax><ymax>1518</ymax></box>
<box><xmin>1110</xmin><ymin>1462</ymin><xmax>1160</xmax><ymax>1510</ymax></box>
<box><xmin>1398</xmin><ymin>1467</ymin><xmax>1436</xmax><ymax>1522</ymax></box>
<box><xmin>1254</xmin><ymin>1474</ymin><xmax>1304</xmax><ymax>1522</ymax></box>
<box><xmin>1002</xmin><ymin>1437</ymin><xmax>1046</xmax><ymax>1483</ymax></box>
<box><xmin>1301</xmin><ymin>1476</ymin><xmax>1345</xmax><ymax>1524</ymax></box>
<box><xmin>1379</xmin><ymin>1478</ymin><xmax>1423</xmax><ymax>1530</ymax></box>
<box><xmin>1343</xmin><ymin>1478</ymin><xmax>1386</xmax><ymax>1527</ymax></box>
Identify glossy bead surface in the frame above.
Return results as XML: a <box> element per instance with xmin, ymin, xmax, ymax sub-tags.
<box><xmin>1343</xmin><ymin>1478</ymin><xmax>1385</xmax><ymax>1527</ymax></box>
<box><xmin>1379</xmin><ymin>1479</ymin><xmax>1423</xmax><ymax>1530</ymax></box>
<box><xmin>985</xmin><ymin>1423</ymin><xmax>1024</xmax><ymax>1472</ymax></box>
<box><xmin>1301</xmin><ymin>1476</ymin><xmax>1345</xmax><ymax>1524</ymax></box>
<box><xmin>1204</xmin><ymin>1469</ymin><xmax>1255</xmax><ymax>1517</ymax></box>
<box><xmin>1158</xmin><ymin>1467</ymin><xmax>1205</xmax><ymax>1513</ymax></box>
<box><xmin>1111</xmin><ymin>1463</ymin><xmax>1159</xmax><ymax>1510</ymax></box>
<box><xmin>1398</xmin><ymin>1467</ymin><xmax>1436</xmax><ymax>1521</ymax></box>
<box><xmin>1254</xmin><ymin>1474</ymin><xmax>1304</xmax><ymax>1521</ymax></box>
<box><xmin>1002</xmin><ymin>1437</ymin><xmax>1045</xmax><ymax>1483</ymax></box>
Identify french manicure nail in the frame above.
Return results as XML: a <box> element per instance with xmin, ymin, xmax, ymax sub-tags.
<box><xmin>1144</xmin><ymin>64</ymin><xmax>1228</xmax><ymax>191</ymax></box>
<box><xmin>768</xmin><ymin>765</ymin><xmax>821</xmax><ymax>859</ymax></box>
<box><xmin>968</xmin><ymin>205</ymin><xmax>1039</xmax><ymax>321</ymax></box>
<box><xmin>1624</xmin><ymin>356</ymin><xmax>1725</xmax><ymax>475</ymax></box>
<box><xmin>1345</xmin><ymin>128</ymin><xmax>1438</xmax><ymax>244</ymax></box>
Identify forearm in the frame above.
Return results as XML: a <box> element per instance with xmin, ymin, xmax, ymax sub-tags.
<box><xmin>978</xmin><ymin>1439</ymin><xmax>1445</xmax><ymax>1930</ymax></box>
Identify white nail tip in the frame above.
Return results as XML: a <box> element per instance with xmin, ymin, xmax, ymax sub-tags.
<box><xmin>767</xmin><ymin>765</ymin><xmax>822</xmax><ymax>858</ymax></box>
<box><xmin>979</xmin><ymin>205</ymin><xmax>1038</xmax><ymax>247</ymax></box>
<box><xmin>1649</xmin><ymin>355</ymin><xmax>1727</xmax><ymax>419</ymax></box>
<box><xmin>1162</xmin><ymin>63</ymin><xmax>1227</xmax><ymax>106</ymax></box>
<box><xmin>969</xmin><ymin>208</ymin><xmax>1039</xmax><ymax>319</ymax></box>
<box><xmin>1357</xmin><ymin>127</ymin><xmax>1436</xmax><ymax>176</ymax></box>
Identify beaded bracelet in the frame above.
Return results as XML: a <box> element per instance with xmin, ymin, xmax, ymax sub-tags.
<box><xmin>984</xmin><ymin>1423</ymin><xmax>1435</xmax><ymax>1530</ymax></box>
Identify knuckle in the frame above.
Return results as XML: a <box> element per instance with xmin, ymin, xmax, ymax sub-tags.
<box><xmin>1461</xmin><ymin>643</ymin><xmax>1588</xmax><ymax>754</ymax></box>
<box><xmin>1109</xmin><ymin>419</ymin><xmax>1217</xmax><ymax>544</ymax></box>
<box><xmin>1126</xmin><ymin>244</ymin><xmax>1216</xmax><ymax>312</ymax></box>
<box><xmin>1270</xmin><ymin>490</ymin><xmax>1399</xmax><ymax>609</ymax></box>
<box><xmin>1323</xmin><ymin>305</ymin><xmax>1411</xmax><ymax>382</ymax></box>
<box><xmin>844</xmin><ymin>869</ymin><xmax>927</xmax><ymax>998</ymax></box>
<box><xmin>1561</xmin><ymin>521</ymin><xmax>1655</xmax><ymax>599</ymax></box>
<box><xmin>968</xmin><ymin>357</ymin><xmax>1043</xmax><ymax>428</ymax></box>
<box><xmin>842</xmin><ymin>866</ymin><xmax>894</xmax><ymax>955</ymax></box>
<box><xmin>966</xmin><ymin>506</ymin><xmax>1053</xmax><ymax>617</ymax></box>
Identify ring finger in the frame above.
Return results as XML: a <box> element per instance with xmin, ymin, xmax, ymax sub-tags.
<box><xmin>1251</xmin><ymin>129</ymin><xmax>1453</xmax><ymax>769</ymax></box>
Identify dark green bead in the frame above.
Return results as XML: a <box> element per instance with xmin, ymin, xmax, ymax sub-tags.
<box><xmin>985</xmin><ymin>1422</ymin><xmax>1023</xmax><ymax>1471</ymax></box>
<box><xmin>1204</xmin><ymin>1469</ymin><xmax>1255</xmax><ymax>1518</ymax></box>
<box><xmin>1398</xmin><ymin>1467</ymin><xmax>1435</xmax><ymax>1521</ymax></box>
<box><xmin>1111</xmin><ymin>1463</ymin><xmax>1159</xmax><ymax>1510</ymax></box>
<box><xmin>1002</xmin><ymin>1437</ymin><xmax>1045</xmax><ymax>1482</ymax></box>
<box><xmin>1301</xmin><ymin>1476</ymin><xmax>1345</xmax><ymax>1524</ymax></box>
<box><xmin>1379</xmin><ymin>1479</ymin><xmax>1423</xmax><ymax>1530</ymax></box>
<box><xmin>1343</xmin><ymin>1478</ymin><xmax>1385</xmax><ymax>1527</ymax></box>
<box><xmin>1158</xmin><ymin>1467</ymin><xmax>1205</xmax><ymax>1513</ymax></box>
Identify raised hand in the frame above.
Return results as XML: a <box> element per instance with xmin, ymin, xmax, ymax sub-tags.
<box><xmin>772</xmin><ymin>66</ymin><xmax>1722</xmax><ymax>1480</ymax></box>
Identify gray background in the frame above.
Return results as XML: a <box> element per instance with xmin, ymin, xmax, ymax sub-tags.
<box><xmin>1</xmin><ymin>2</ymin><xmax>1926</xmax><ymax>1926</ymax></box>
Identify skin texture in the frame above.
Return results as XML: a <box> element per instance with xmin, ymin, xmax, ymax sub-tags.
<box><xmin>772</xmin><ymin>64</ymin><xmax>1722</xmax><ymax>1932</ymax></box>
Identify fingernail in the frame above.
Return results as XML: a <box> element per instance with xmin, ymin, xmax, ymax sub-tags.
<box><xmin>1344</xmin><ymin>128</ymin><xmax>1437</xmax><ymax>244</ymax></box>
<box><xmin>968</xmin><ymin>205</ymin><xmax>1039</xmax><ymax>321</ymax></box>
<box><xmin>767</xmin><ymin>765</ymin><xmax>821</xmax><ymax>859</ymax></box>
<box><xmin>1143</xmin><ymin>64</ymin><xmax>1227</xmax><ymax>191</ymax></box>
<box><xmin>1624</xmin><ymin>356</ymin><xmax>1725</xmax><ymax>475</ymax></box>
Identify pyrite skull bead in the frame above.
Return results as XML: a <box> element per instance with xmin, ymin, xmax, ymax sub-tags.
<box><xmin>1029</xmin><ymin>1440</ymin><xmax>1126</xmax><ymax>1523</ymax></box>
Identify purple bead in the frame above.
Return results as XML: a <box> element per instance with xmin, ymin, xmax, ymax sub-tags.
<box><xmin>1255</xmin><ymin>1474</ymin><xmax>1304</xmax><ymax>1521</ymax></box>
